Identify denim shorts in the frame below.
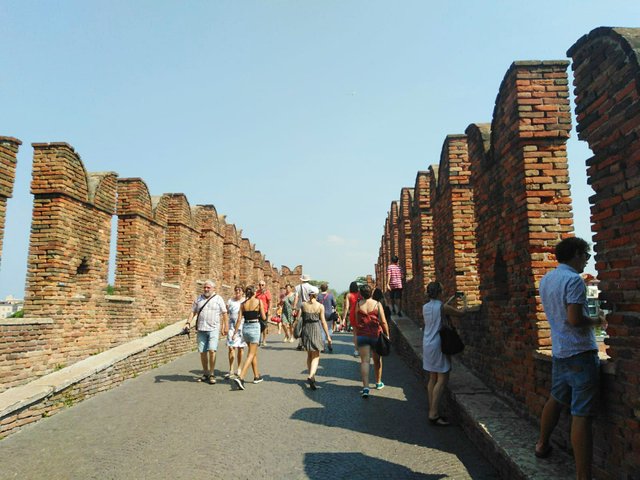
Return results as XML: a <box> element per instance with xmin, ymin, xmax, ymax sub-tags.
<box><xmin>197</xmin><ymin>330</ymin><xmax>220</xmax><ymax>353</ymax></box>
<box><xmin>357</xmin><ymin>335</ymin><xmax>378</xmax><ymax>348</ymax></box>
<box><xmin>551</xmin><ymin>350</ymin><xmax>600</xmax><ymax>417</ymax></box>
<box><xmin>243</xmin><ymin>322</ymin><xmax>261</xmax><ymax>344</ymax></box>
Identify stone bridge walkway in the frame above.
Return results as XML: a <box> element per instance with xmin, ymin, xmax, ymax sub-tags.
<box><xmin>0</xmin><ymin>332</ymin><xmax>498</xmax><ymax>479</ymax></box>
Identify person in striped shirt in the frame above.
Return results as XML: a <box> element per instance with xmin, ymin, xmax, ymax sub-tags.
<box><xmin>386</xmin><ymin>256</ymin><xmax>403</xmax><ymax>316</ymax></box>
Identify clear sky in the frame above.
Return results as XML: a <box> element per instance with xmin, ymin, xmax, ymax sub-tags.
<box><xmin>0</xmin><ymin>1</ymin><xmax>636</xmax><ymax>297</ymax></box>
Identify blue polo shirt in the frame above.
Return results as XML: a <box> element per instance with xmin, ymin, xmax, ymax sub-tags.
<box><xmin>539</xmin><ymin>263</ymin><xmax>597</xmax><ymax>358</ymax></box>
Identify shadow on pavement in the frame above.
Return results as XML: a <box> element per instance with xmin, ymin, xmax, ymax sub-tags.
<box><xmin>304</xmin><ymin>452</ymin><xmax>445</xmax><ymax>479</ymax></box>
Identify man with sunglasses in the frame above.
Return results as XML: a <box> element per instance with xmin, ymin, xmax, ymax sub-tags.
<box><xmin>535</xmin><ymin>237</ymin><xmax>605</xmax><ymax>480</ymax></box>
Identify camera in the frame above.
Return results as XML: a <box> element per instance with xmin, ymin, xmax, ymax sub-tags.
<box><xmin>455</xmin><ymin>291</ymin><xmax>465</xmax><ymax>298</ymax></box>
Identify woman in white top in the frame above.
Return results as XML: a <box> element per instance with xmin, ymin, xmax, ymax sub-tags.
<box><xmin>422</xmin><ymin>281</ymin><xmax>466</xmax><ymax>426</ymax></box>
<box><xmin>225</xmin><ymin>285</ymin><xmax>246</xmax><ymax>379</ymax></box>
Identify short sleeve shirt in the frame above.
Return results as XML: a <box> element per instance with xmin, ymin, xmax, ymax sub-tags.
<box><xmin>256</xmin><ymin>289</ymin><xmax>271</xmax><ymax>314</ymax></box>
<box><xmin>539</xmin><ymin>263</ymin><xmax>597</xmax><ymax>358</ymax></box>
<box><xmin>387</xmin><ymin>264</ymin><xmax>403</xmax><ymax>289</ymax></box>
<box><xmin>192</xmin><ymin>294</ymin><xmax>227</xmax><ymax>332</ymax></box>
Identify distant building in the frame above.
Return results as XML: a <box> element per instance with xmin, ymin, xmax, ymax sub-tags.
<box><xmin>0</xmin><ymin>296</ymin><xmax>23</xmax><ymax>318</ymax></box>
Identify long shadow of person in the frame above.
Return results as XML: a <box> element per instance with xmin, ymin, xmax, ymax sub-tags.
<box><xmin>304</xmin><ymin>452</ymin><xmax>445</xmax><ymax>479</ymax></box>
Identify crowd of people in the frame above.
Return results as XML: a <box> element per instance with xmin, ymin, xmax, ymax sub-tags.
<box><xmin>184</xmin><ymin>237</ymin><xmax>602</xmax><ymax>479</ymax></box>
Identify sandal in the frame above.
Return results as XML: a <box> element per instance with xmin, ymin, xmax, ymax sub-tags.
<box><xmin>196</xmin><ymin>374</ymin><xmax>208</xmax><ymax>383</ymax></box>
<box><xmin>428</xmin><ymin>416</ymin><xmax>451</xmax><ymax>426</ymax></box>
<box><xmin>208</xmin><ymin>375</ymin><xmax>216</xmax><ymax>385</ymax></box>
<box><xmin>307</xmin><ymin>377</ymin><xmax>317</xmax><ymax>390</ymax></box>
<box><xmin>535</xmin><ymin>445</ymin><xmax>553</xmax><ymax>459</ymax></box>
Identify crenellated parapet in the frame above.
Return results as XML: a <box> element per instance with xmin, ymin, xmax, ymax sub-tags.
<box><xmin>1</xmin><ymin>142</ymin><xmax>301</xmax><ymax>394</ymax></box>
<box><xmin>0</xmin><ymin>136</ymin><xmax>21</xmax><ymax>265</ymax></box>
<box><xmin>569</xmin><ymin>27</ymin><xmax>640</xmax><ymax>477</ymax></box>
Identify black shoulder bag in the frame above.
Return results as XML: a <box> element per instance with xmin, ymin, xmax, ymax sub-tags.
<box><xmin>439</xmin><ymin>303</ymin><xmax>464</xmax><ymax>355</ymax></box>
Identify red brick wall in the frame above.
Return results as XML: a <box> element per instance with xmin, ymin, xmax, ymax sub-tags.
<box><xmin>569</xmin><ymin>27</ymin><xmax>640</xmax><ymax>479</ymax></box>
<box><xmin>0</xmin><ymin>136</ymin><xmax>20</xmax><ymax>266</ymax></box>
<box><xmin>0</xmin><ymin>142</ymin><xmax>298</xmax><ymax>393</ymax></box>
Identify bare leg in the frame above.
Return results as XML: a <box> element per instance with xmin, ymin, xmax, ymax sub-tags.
<box><xmin>235</xmin><ymin>347</ymin><xmax>244</xmax><ymax>374</ymax></box>
<box><xmin>359</xmin><ymin>345</ymin><xmax>371</xmax><ymax>388</ymax></box>
<box><xmin>428</xmin><ymin>371</ymin><xmax>449</xmax><ymax>419</ymax></box>
<box><xmin>427</xmin><ymin>372</ymin><xmax>437</xmax><ymax>410</ymax></box>
<box><xmin>308</xmin><ymin>351</ymin><xmax>320</xmax><ymax>379</ymax></box>
<box><xmin>199</xmin><ymin>352</ymin><xmax>209</xmax><ymax>374</ymax></box>
<box><xmin>239</xmin><ymin>343</ymin><xmax>258</xmax><ymax>380</ymax></box>
<box><xmin>250</xmin><ymin>344</ymin><xmax>260</xmax><ymax>378</ymax></box>
<box><xmin>228</xmin><ymin>348</ymin><xmax>235</xmax><ymax>373</ymax></box>
<box><xmin>536</xmin><ymin>396</ymin><xmax>562</xmax><ymax>454</ymax></box>
<box><xmin>571</xmin><ymin>416</ymin><xmax>593</xmax><ymax>480</ymax></box>
<box><xmin>208</xmin><ymin>351</ymin><xmax>216</xmax><ymax>376</ymax></box>
<box><xmin>372</xmin><ymin>352</ymin><xmax>382</xmax><ymax>384</ymax></box>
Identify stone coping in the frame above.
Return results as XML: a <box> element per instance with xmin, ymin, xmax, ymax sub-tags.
<box><xmin>390</xmin><ymin>314</ymin><xmax>576</xmax><ymax>479</ymax></box>
<box><xmin>0</xmin><ymin>318</ymin><xmax>54</xmax><ymax>326</ymax></box>
<box><xmin>0</xmin><ymin>320</ymin><xmax>184</xmax><ymax>419</ymax></box>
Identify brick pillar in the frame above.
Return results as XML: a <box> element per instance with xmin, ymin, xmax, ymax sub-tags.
<box><xmin>430</xmin><ymin>135</ymin><xmax>480</xmax><ymax>304</ymax></box>
<box><xmin>469</xmin><ymin>61</ymin><xmax>573</xmax><ymax>405</ymax></box>
<box><xmin>239</xmin><ymin>238</ymin><xmax>253</xmax><ymax>287</ymax></box>
<box><xmin>408</xmin><ymin>170</ymin><xmax>435</xmax><ymax>317</ymax></box>
<box><xmin>569</xmin><ymin>27</ymin><xmax>640</xmax><ymax>479</ymax></box>
<box><xmin>0</xmin><ymin>136</ymin><xmax>20</xmax><ymax>265</ymax></box>
<box><xmin>24</xmin><ymin>143</ymin><xmax>117</xmax><ymax>316</ymax></box>
<box><xmin>398</xmin><ymin>187</ymin><xmax>414</xmax><ymax>314</ymax></box>
<box><xmin>223</xmin><ymin>223</ymin><xmax>241</xmax><ymax>289</ymax></box>
<box><xmin>115</xmin><ymin>178</ymin><xmax>168</xmax><ymax>313</ymax></box>
<box><xmin>194</xmin><ymin>204</ymin><xmax>225</xmax><ymax>294</ymax></box>
<box><xmin>164</xmin><ymin>194</ymin><xmax>199</xmax><ymax>309</ymax></box>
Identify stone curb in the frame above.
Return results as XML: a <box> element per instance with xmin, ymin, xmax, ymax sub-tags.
<box><xmin>0</xmin><ymin>320</ymin><xmax>185</xmax><ymax>418</ymax></box>
<box><xmin>389</xmin><ymin>314</ymin><xmax>576</xmax><ymax>480</ymax></box>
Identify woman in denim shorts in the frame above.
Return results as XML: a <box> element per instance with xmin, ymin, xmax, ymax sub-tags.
<box><xmin>353</xmin><ymin>284</ymin><xmax>390</xmax><ymax>398</ymax></box>
<box><xmin>232</xmin><ymin>286</ymin><xmax>265</xmax><ymax>390</ymax></box>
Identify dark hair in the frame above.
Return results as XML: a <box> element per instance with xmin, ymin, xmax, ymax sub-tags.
<box><xmin>359</xmin><ymin>284</ymin><xmax>372</xmax><ymax>299</ymax></box>
<box><xmin>555</xmin><ymin>237</ymin><xmax>590</xmax><ymax>263</ymax></box>
<box><xmin>234</xmin><ymin>285</ymin><xmax>243</xmax><ymax>291</ymax></box>
<box><xmin>285</xmin><ymin>283</ymin><xmax>293</xmax><ymax>289</ymax></box>
<box><xmin>391</xmin><ymin>255</ymin><xmax>399</xmax><ymax>263</ymax></box>
<box><xmin>320</xmin><ymin>283</ymin><xmax>328</xmax><ymax>292</ymax></box>
<box><xmin>244</xmin><ymin>286</ymin><xmax>255</xmax><ymax>298</ymax></box>
<box><xmin>426</xmin><ymin>281</ymin><xmax>442</xmax><ymax>300</ymax></box>
<box><xmin>349</xmin><ymin>281</ymin><xmax>359</xmax><ymax>293</ymax></box>
<box><xmin>372</xmin><ymin>287</ymin><xmax>384</xmax><ymax>302</ymax></box>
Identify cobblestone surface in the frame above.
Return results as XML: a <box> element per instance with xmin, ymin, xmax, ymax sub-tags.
<box><xmin>0</xmin><ymin>333</ymin><xmax>499</xmax><ymax>479</ymax></box>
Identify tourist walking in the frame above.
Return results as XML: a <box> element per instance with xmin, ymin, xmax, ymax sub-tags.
<box><xmin>294</xmin><ymin>286</ymin><xmax>332</xmax><ymax>390</ymax></box>
<box><xmin>184</xmin><ymin>280</ymin><xmax>228</xmax><ymax>385</ymax></box>
<box><xmin>422</xmin><ymin>281</ymin><xmax>466</xmax><ymax>426</ymax></box>
<box><xmin>536</xmin><ymin>237</ymin><xmax>604</xmax><ymax>480</ymax></box>
<box><xmin>342</xmin><ymin>281</ymin><xmax>361</xmax><ymax>356</ymax></box>
<box><xmin>387</xmin><ymin>255</ymin><xmax>403</xmax><ymax>315</ymax></box>
<box><xmin>317</xmin><ymin>283</ymin><xmax>337</xmax><ymax>352</ymax></box>
<box><xmin>256</xmin><ymin>280</ymin><xmax>272</xmax><ymax>346</ymax></box>
<box><xmin>353</xmin><ymin>284</ymin><xmax>390</xmax><ymax>398</ymax></box>
<box><xmin>225</xmin><ymin>285</ymin><xmax>246</xmax><ymax>379</ymax></box>
<box><xmin>232</xmin><ymin>286</ymin><xmax>265</xmax><ymax>390</ymax></box>
<box><xmin>293</xmin><ymin>274</ymin><xmax>316</xmax><ymax>350</ymax></box>
<box><xmin>280</xmin><ymin>284</ymin><xmax>296</xmax><ymax>342</ymax></box>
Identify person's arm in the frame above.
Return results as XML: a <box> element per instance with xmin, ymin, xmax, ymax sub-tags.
<box><xmin>378</xmin><ymin>302</ymin><xmax>390</xmax><ymax>338</ymax></box>
<box><xmin>567</xmin><ymin>304</ymin><xmax>603</xmax><ymax>327</ymax></box>
<box><xmin>259</xmin><ymin>301</ymin><xmax>266</xmax><ymax>321</ymax></box>
<box><xmin>234</xmin><ymin>304</ymin><xmax>245</xmax><ymax>337</ymax></box>
<box><xmin>186</xmin><ymin>299</ymin><xmax>198</xmax><ymax>328</ymax></box>
<box><xmin>319</xmin><ymin>305</ymin><xmax>331</xmax><ymax>343</ymax></box>
<box><xmin>443</xmin><ymin>303</ymin><xmax>465</xmax><ymax>317</ymax></box>
<box><xmin>343</xmin><ymin>297</ymin><xmax>350</xmax><ymax>320</ymax></box>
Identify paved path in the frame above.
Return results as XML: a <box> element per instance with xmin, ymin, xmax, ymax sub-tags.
<box><xmin>0</xmin><ymin>332</ymin><xmax>499</xmax><ymax>479</ymax></box>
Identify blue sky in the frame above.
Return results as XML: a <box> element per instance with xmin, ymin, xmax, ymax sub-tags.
<box><xmin>0</xmin><ymin>1</ymin><xmax>636</xmax><ymax>297</ymax></box>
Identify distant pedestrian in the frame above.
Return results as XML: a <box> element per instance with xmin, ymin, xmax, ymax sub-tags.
<box><xmin>342</xmin><ymin>281</ymin><xmax>361</xmax><ymax>356</ymax></box>
<box><xmin>317</xmin><ymin>283</ymin><xmax>337</xmax><ymax>352</ymax></box>
<box><xmin>353</xmin><ymin>284</ymin><xmax>390</xmax><ymax>398</ymax></box>
<box><xmin>293</xmin><ymin>274</ymin><xmax>315</xmax><ymax>351</ymax></box>
<box><xmin>184</xmin><ymin>280</ymin><xmax>228</xmax><ymax>385</ymax></box>
<box><xmin>422</xmin><ymin>281</ymin><xmax>466</xmax><ymax>426</ymax></box>
<box><xmin>387</xmin><ymin>255</ymin><xmax>403</xmax><ymax>315</ymax></box>
<box><xmin>232</xmin><ymin>286</ymin><xmax>265</xmax><ymax>390</ymax></box>
<box><xmin>294</xmin><ymin>286</ymin><xmax>332</xmax><ymax>390</ymax></box>
<box><xmin>256</xmin><ymin>280</ymin><xmax>272</xmax><ymax>346</ymax></box>
<box><xmin>280</xmin><ymin>284</ymin><xmax>296</xmax><ymax>342</ymax></box>
<box><xmin>536</xmin><ymin>237</ymin><xmax>604</xmax><ymax>480</ymax></box>
<box><xmin>225</xmin><ymin>285</ymin><xmax>246</xmax><ymax>379</ymax></box>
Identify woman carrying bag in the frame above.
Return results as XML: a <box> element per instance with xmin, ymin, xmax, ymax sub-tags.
<box><xmin>353</xmin><ymin>284</ymin><xmax>390</xmax><ymax>398</ymax></box>
<box><xmin>421</xmin><ymin>281</ymin><xmax>467</xmax><ymax>426</ymax></box>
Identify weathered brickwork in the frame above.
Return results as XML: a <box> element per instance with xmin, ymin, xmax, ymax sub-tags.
<box><xmin>376</xmin><ymin>27</ymin><xmax>640</xmax><ymax>478</ymax></box>
<box><xmin>568</xmin><ymin>27</ymin><xmax>640</xmax><ymax>480</ymax></box>
<box><xmin>0</xmin><ymin>142</ymin><xmax>299</xmax><ymax>393</ymax></box>
<box><xmin>0</xmin><ymin>137</ymin><xmax>20</xmax><ymax>265</ymax></box>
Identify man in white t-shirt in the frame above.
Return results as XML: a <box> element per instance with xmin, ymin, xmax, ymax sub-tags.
<box><xmin>185</xmin><ymin>280</ymin><xmax>228</xmax><ymax>384</ymax></box>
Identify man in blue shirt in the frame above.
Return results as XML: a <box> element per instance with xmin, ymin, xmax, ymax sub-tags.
<box><xmin>536</xmin><ymin>237</ymin><xmax>604</xmax><ymax>480</ymax></box>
